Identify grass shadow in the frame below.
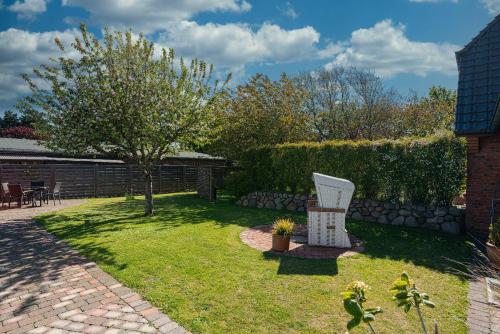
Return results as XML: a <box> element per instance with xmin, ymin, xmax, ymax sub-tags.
<box><xmin>262</xmin><ymin>252</ymin><xmax>339</xmax><ymax>276</ymax></box>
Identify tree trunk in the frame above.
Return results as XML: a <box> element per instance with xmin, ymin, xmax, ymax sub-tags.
<box><xmin>144</xmin><ymin>169</ymin><xmax>154</xmax><ymax>215</ymax></box>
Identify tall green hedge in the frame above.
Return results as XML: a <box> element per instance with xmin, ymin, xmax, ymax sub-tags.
<box><xmin>225</xmin><ymin>134</ymin><xmax>466</xmax><ymax>205</ymax></box>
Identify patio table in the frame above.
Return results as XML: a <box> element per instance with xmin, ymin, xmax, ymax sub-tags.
<box><xmin>26</xmin><ymin>186</ymin><xmax>48</xmax><ymax>207</ymax></box>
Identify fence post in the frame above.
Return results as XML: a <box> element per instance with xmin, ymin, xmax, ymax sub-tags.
<box><xmin>50</xmin><ymin>164</ymin><xmax>56</xmax><ymax>190</ymax></box>
<box><xmin>182</xmin><ymin>166</ymin><xmax>187</xmax><ymax>191</ymax></box>
<box><xmin>94</xmin><ymin>164</ymin><xmax>98</xmax><ymax>198</ymax></box>
<box><xmin>158</xmin><ymin>165</ymin><xmax>162</xmax><ymax>194</ymax></box>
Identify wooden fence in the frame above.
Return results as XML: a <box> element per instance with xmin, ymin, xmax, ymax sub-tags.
<box><xmin>0</xmin><ymin>163</ymin><xmax>201</xmax><ymax>198</ymax></box>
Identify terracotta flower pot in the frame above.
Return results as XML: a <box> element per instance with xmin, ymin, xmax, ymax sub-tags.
<box><xmin>486</xmin><ymin>241</ymin><xmax>500</xmax><ymax>269</ymax></box>
<box><xmin>272</xmin><ymin>234</ymin><xmax>290</xmax><ymax>252</ymax></box>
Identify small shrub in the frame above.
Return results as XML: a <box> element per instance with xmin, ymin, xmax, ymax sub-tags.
<box><xmin>489</xmin><ymin>218</ymin><xmax>500</xmax><ymax>246</ymax></box>
<box><xmin>342</xmin><ymin>281</ymin><xmax>382</xmax><ymax>333</ymax></box>
<box><xmin>390</xmin><ymin>272</ymin><xmax>435</xmax><ymax>334</ymax></box>
<box><xmin>272</xmin><ymin>218</ymin><xmax>295</xmax><ymax>237</ymax></box>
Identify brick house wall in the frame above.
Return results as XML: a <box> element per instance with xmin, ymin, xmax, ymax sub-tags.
<box><xmin>466</xmin><ymin>133</ymin><xmax>500</xmax><ymax>237</ymax></box>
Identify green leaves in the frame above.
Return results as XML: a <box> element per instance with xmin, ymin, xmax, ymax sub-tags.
<box><xmin>390</xmin><ymin>272</ymin><xmax>436</xmax><ymax>333</ymax></box>
<box><xmin>341</xmin><ymin>273</ymin><xmax>437</xmax><ymax>333</ymax></box>
<box><xmin>341</xmin><ymin>281</ymin><xmax>382</xmax><ymax>333</ymax></box>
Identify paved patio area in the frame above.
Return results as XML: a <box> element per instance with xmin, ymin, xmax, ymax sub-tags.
<box><xmin>468</xmin><ymin>279</ymin><xmax>500</xmax><ymax>334</ymax></box>
<box><xmin>0</xmin><ymin>202</ymin><xmax>188</xmax><ymax>334</ymax></box>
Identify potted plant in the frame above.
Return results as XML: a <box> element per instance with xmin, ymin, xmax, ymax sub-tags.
<box><xmin>271</xmin><ymin>218</ymin><xmax>295</xmax><ymax>252</ymax></box>
<box><xmin>487</xmin><ymin>218</ymin><xmax>500</xmax><ymax>268</ymax></box>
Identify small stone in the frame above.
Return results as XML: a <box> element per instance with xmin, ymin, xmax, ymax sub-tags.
<box><xmin>298</xmin><ymin>207</ymin><xmax>305</xmax><ymax>212</ymax></box>
<box><xmin>242</xmin><ymin>199</ymin><xmax>248</xmax><ymax>207</ymax></box>
<box><xmin>399</xmin><ymin>209</ymin><xmax>411</xmax><ymax>216</ymax></box>
<box><xmin>434</xmin><ymin>207</ymin><xmax>448</xmax><ymax>217</ymax></box>
<box><xmin>388</xmin><ymin>211</ymin><xmax>398</xmax><ymax>221</ymax></box>
<box><xmin>286</xmin><ymin>202</ymin><xmax>297</xmax><ymax>211</ymax></box>
<box><xmin>352</xmin><ymin>212</ymin><xmax>363</xmax><ymax>220</ymax></box>
<box><xmin>265</xmin><ymin>201</ymin><xmax>275</xmax><ymax>209</ymax></box>
<box><xmin>247</xmin><ymin>198</ymin><xmax>256</xmax><ymax>207</ymax></box>
<box><xmin>371</xmin><ymin>211</ymin><xmax>381</xmax><ymax>218</ymax></box>
<box><xmin>392</xmin><ymin>216</ymin><xmax>405</xmax><ymax>226</ymax></box>
<box><xmin>377</xmin><ymin>215</ymin><xmax>388</xmax><ymax>224</ymax></box>
<box><xmin>449</xmin><ymin>207</ymin><xmax>464</xmax><ymax>216</ymax></box>
<box><xmin>276</xmin><ymin>203</ymin><xmax>284</xmax><ymax>210</ymax></box>
<box><xmin>257</xmin><ymin>203</ymin><xmax>264</xmax><ymax>209</ymax></box>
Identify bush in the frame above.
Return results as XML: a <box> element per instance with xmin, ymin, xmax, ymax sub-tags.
<box><xmin>489</xmin><ymin>218</ymin><xmax>500</xmax><ymax>246</ymax></box>
<box><xmin>226</xmin><ymin>134</ymin><xmax>466</xmax><ymax>205</ymax></box>
<box><xmin>1</xmin><ymin>126</ymin><xmax>41</xmax><ymax>139</ymax></box>
<box><xmin>272</xmin><ymin>218</ymin><xmax>295</xmax><ymax>237</ymax></box>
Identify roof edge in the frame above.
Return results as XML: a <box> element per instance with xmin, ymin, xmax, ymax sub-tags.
<box><xmin>456</xmin><ymin>13</ymin><xmax>500</xmax><ymax>56</ymax></box>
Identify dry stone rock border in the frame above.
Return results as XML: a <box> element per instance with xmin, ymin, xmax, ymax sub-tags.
<box><xmin>236</xmin><ymin>192</ymin><xmax>465</xmax><ymax>235</ymax></box>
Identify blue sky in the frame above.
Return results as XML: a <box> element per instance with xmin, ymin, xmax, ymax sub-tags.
<box><xmin>0</xmin><ymin>0</ymin><xmax>497</xmax><ymax>113</ymax></box>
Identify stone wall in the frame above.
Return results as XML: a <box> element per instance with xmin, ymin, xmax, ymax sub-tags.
<box><xmin>236</xmin><ymin>192</ymin><xmax>465</xmax><ymax>235</ymax></box>
<box><xmin>236</xmin><ymin>192</ymin><xmax>311</xmax><ymax>212</ymax></box>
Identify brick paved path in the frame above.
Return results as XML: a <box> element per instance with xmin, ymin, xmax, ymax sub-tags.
<box><xmin>468</xmin><ymin>279</ymin><xmax>500</xmax><ymax>334</ymax></box>
<box><xmin>0</xmin><ymin>203</ymin><xmax>188</xmax><ymax>334</ymax></box>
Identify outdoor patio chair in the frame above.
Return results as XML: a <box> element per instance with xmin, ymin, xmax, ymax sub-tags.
<box><xmin>44</xmin><ymin>182</ymin><xmax>62</xmax><ymax>205</ymax></box>
<box><xmin>307</xmin><ymin>173</ymin><xmax>355</xmax><ymax>248</ymax></box>
<box><xmin>7</xmin><ymin>184</ymin><xmax>33</xmax><ymax>208</ymax></box>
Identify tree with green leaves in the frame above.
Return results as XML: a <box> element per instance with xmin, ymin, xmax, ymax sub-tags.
<box><xmin>21</xmin><ymin>24</ymin><xmax>229</xmax><ymax>215</ymax></box>
<box><xmin>0</xmin><ymin>110</ymin><xmax>20</xmax><ymax>128</ymax></box>
<box><xmin>206</xmin><ymin>73</ymin><xmax>313</xmax><ymax>160</ymax></box>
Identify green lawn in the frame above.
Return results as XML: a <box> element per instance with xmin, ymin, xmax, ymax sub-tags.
<box><xmin>37</xmin><ymin>193</ymin><xmax>470</xmax><ymax>334</ymax></box>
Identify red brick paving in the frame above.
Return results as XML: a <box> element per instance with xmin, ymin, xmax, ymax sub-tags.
<box><xmin>240</xmin><ymin>224</ymin><xmax>364</xmax><ymax>259</ymax></box>
<box><xmin>0</xmin><ymin>202</ymin><xmax>188</xmax><ymax>334</ymax></box>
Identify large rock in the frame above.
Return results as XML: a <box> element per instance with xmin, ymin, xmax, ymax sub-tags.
<box><xmin>265</xmin><ymin>201</ymin><xmax>275</xmax><ymax>209</ymax></box>
<box><xmin>442</xmin><ymin>222</ymin><xmax>460</xmax><ymax>235</ymax></box>
<box><xmin>392</xmin><ymin>216</ymin><xmax>405</xmax><ymax>226</ymax></box>
<box><xmin>286</xmin><ymin>202</ymin><xmax>297</xmax><ymax>211</ymax></box>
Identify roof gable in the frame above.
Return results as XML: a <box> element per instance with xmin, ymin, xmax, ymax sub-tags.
<box><xmin>455</xmin><ymin>15</ymin><xmax>500</xmax><ymax>135</ymax></box>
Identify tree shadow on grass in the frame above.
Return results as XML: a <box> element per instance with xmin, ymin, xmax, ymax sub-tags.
<box><xmin>36</xmin><ymin>193</ymin><xmax>470</xmax><ymax>277</ymax></box>
<box><xmin>262</xmin><ymin>252</ymin><xmax>339</xmax><ymax>276</ymax></box>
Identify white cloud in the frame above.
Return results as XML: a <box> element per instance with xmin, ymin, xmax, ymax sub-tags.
<box><xmin>324</xmin><ymin>20</ymin><xmax>459</xmax><ymax>77</ymax></box>
<box><xmin>482</xmin><ymin>0</ymin><xmax>500</xmax><ymax>14</ymax></box>
<box><xmin>62</xmin><ymin>0</ymin><xmax>251</xmax><ymax>34</ymax></box>
<box><xmin>8</xmin><ymin>0</ymin><xmax>47</xmax><ymax>20</ymax></box>
<box><xmin>0</xmin><ymin>28</ymin><xmax>78</xmax><ymax>109</ymax></box>
<box><xmin>157</xmin><ymin>21</ymin><xmax>320</xmax><ymax>73</ymax></box>
<box><xmin>277</xmin><ymin>2</ymin><xmax>298</xmax><ymax>19</ymax></box>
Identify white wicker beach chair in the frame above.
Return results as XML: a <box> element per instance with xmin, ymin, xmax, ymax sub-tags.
<box><xmin>307</xmin><ymin>173</ymin><xmax>355</xmax><ymax>248</ymax></box>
